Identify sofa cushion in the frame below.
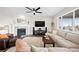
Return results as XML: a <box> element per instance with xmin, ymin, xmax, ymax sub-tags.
<box><xmin>66</xmin><ymin>33</ymin><xmax>79</xmax><ymax>44</ymax></box>
<box><xmin>49</xmin><ymin>34</ymin><xmax>66</xmax><ymax>42</ymax></box>
<box><xmin>16</xmin><ymin>39</ymin><xmax>31</xmax><ymax>52</ymax></box>
<box><xmin>53</xmin><ymin>30</ymin><xmax>57</xmax><ymax>34</ymax></box>
<box><xmin>31</xmin><ymin>45</ymin><xmax>48</xmax><ymax>52</ymax></box>
<box><xmin>55</xmin><ymin>36</ymin><xmax>79</xmax><ymax>48</ymax></box>
<box><xmin>57</xmin><ymin>30</ymin><xmax>66</xmax><ymax>38</ymax></box>
<box><xmin>48</xmin><ymin>47</ymin><xmax>72</xmax><ymax>52</ymax></box>
<box><xmin>23</xmin><ymin>37</ymin><xmax>43</xmax><ymax>47</ymax></box>
<box><xmin>69</xmin><ymin>48</ymin><xmax>79</xmax><ymax>52</ymax></box>
<box><xmin>45</xmin><ymin>33</ymin><xmax>57</xmax><ymax>42</ymax></box>
<box><xmin>45</xmin><ymin>33</ymin><xmax>53</xmax><ymax>36</ymax></box>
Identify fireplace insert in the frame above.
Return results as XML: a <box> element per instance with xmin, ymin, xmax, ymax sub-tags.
<box><xmin>17</xmin><ymin>28</ymin><xmax>26</xmax><ymax>38</ymax></box>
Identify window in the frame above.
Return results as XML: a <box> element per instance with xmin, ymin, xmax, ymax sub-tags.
<box><xmin>75</xmin><ymin>9</ymin><xmax>79</xmax><ymax>32</ymax></box>
<box><xmin>58</xmin><ymin>8</ymin><xmax>79</xmax><ymax>33</ymax></box>
<box><xmin>60</xmin><ymin>12</ymin><xmax>73</xmax><ymax>31</ymax></box>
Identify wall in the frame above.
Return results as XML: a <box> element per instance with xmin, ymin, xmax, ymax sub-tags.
<box><xmin>0</xmin><ymin>13</ymin><xmax>53</xmax><ymax>35</ymax></box>
<box><xmin>12</xmin><ymin>16</ymin><xmax>53</xmax><ymax>35</ymax></box>
<box><xmin>0</xmin><ymin>10</ymin><xmax>14</xmax><ymax>34</ymax></box>
<box><xmin>53</xmin><ymin>7</ymin><xmax>77</xmax><ymax>30</ymax></box>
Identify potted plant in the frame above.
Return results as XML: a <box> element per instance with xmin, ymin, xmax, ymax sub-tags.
<box><xmin>51</xmin><ymin>22</ymin><xmax>54</xmax><ymax>33</ymax></box>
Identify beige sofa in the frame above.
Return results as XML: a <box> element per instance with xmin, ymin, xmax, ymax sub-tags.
<box><xmin>6</xmin><ymin>36</ymin><xmax>79</xmax><ymax>52</ymax></box>
<box><xmin>47</xmin><ymin>30</ymin><xmax>79</xmax><ymax>48</ymax></box>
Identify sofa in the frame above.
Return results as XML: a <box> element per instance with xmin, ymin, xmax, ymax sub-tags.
<box><xmin>46</xmin><ymin>30</ymin><xmax>79</xmax><ymax>48</ymax></box>
<box><xmin>6</xmin><ymin>36</ymin><xmax>79</xmax><ymax>52</ymax></box>
<box><xmin>6</xmin><ymin>39</ymin><xmax>72</xmax><ymax>52</ymax></box>
<box><xmin>0</xmin><ymin>34</ymin><xmax>15</xmax><ymax>50</ymax></box>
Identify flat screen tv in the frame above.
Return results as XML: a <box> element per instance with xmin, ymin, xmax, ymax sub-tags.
<box><xmin>35</xmin><ymin>21</ymin><xmax>45</xmax><ymax>27</ymax></box>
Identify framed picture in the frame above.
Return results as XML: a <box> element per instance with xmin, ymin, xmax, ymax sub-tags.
<box><xmin>17</xmin><ymin>18</ymin><xmax>26</xmax><ymax>23</ymax></box>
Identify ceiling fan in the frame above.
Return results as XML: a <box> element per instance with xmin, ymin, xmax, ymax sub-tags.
<box><xmin>25</xmin><ymin>7</ymin><xmax>42</xmax><ymax>15</ymax></box>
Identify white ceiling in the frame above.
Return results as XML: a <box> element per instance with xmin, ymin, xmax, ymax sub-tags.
<box><xmin>0</xmin><ymin>7</ymin><xmax>65</xmax><ymax>17</ymax></box>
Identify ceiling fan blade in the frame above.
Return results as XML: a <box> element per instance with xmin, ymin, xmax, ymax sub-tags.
<box><xmin>26</xmin><ymin>11</ymin><xmax>33</xmax><ymax>13</ymax></box>
<box><xmin>35</xmin><ymin>7</ymin><xmax>40</xmax><ymax>11</ymax></box>
<box><xmin>26</xmin><ymin>7</ymin><xmax>33</xmax><ymax>11</ymax></box>
<box><xmin>36</xmin><ymin>11</ymin><xmax>42</xmax><ymax>13</ymax></box>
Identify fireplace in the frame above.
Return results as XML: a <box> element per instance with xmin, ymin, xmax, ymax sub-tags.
<box><xmin>17</xmin><ymin>28</ymin><xmax>26</xmax><ymax>38</ymax></box>
<box><xmin>14</xmin><ymin>26</ymin><xmax>33</xmax><ymax>36</ymax></box>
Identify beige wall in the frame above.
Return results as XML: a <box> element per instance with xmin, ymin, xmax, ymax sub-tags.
<box><xmin>0</xmin><ymin>14</ymin><xmax>53</xmax><ymax>34</ymax></box>
<box><xmin>12</xmin><ymin>16</ymin><xmax>53</xmax><ymax>34</ymax></box>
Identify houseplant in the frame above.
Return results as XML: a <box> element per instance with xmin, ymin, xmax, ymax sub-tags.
<box><xmin>51</xmin><ymin>22</ymin><xmax>54</xmax><ymax>33</ymax></box>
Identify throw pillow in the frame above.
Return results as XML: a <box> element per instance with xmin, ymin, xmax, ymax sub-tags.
<box><xmin>16</xmin><ymin>39</ymin><xmax>31</xmax><ymax>52</ymax></box>
<box><xmin>0</xmin><ymin>34</ymin><xmax>9</xmax><ymax>38</ymax></box>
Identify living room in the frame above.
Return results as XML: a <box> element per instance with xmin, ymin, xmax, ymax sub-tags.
<box><xmin>0</xmin><ymin>7</ymin><xmax>79</xmax><ymax>52</ymax></box>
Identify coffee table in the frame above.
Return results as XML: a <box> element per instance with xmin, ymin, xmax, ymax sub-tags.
<box><xmin>42</xmin><ymin>35</ymin><xmax>55</xmax><ymax>47</ymax></box>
